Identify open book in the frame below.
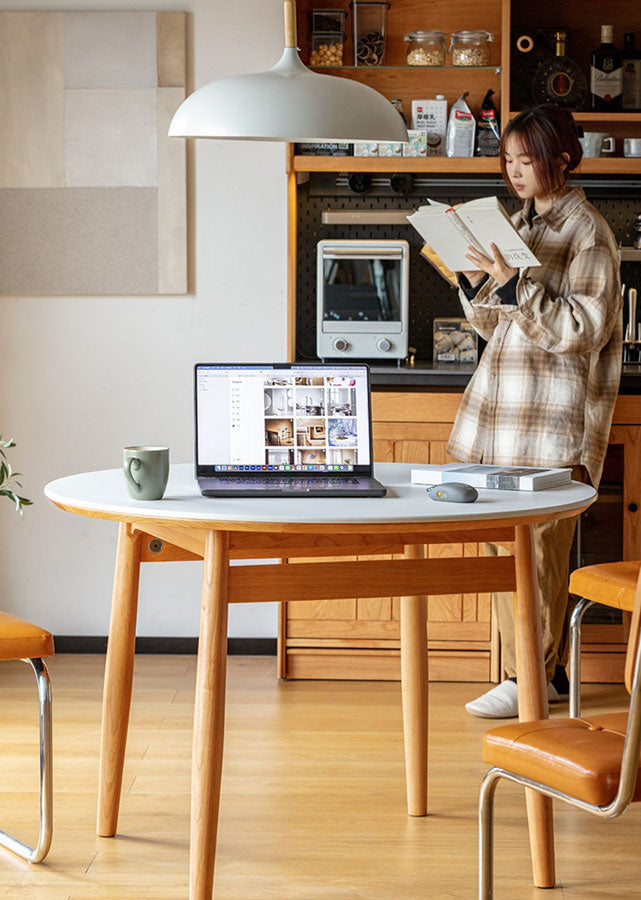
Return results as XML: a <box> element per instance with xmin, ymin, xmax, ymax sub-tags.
<box><xmin>407</xmin><ymin>196</ymin><xmax>540</xmax><ymax>273</ymax></box>
<box><xmin>411</xmin><ymin>463</ymin><xmax>572</xmax><ymax>492</ymax></box>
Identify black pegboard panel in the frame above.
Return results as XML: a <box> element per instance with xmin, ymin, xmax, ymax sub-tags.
<box><xmin>295</xmin><ymin>176</ymin><xmax>641</xmax><ymax>362</ymax></box>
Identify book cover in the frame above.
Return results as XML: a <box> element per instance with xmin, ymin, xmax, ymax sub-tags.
<box><xmin>411</xmin><ymin>463</ymin><xmax>572</xmax><ymax>492</ymax></box>
<box><xmin>407</xmin><ymin>196</ymin><xmax>540</xmax><ymax>273</ymax></box>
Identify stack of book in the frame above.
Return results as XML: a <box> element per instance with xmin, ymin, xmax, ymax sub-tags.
<box><xmin>411</xmin><ymin>463</ymin><xmax>573</xmax><ymax>492</ymax></box>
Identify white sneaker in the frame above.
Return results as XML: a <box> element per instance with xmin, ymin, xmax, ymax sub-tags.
<box><xmin>465</xmin><ymin>680</ymin><xmax>562</xmax><ymax>718</ymax></box>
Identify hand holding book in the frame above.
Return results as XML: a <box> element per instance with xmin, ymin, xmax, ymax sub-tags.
<box><xmin>464</xmin><ymin>242</ymin><xmax>518</xmax><ymax>286</ymax></box>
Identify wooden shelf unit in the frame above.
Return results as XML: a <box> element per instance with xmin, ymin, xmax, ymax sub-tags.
<box><xmin>282</xmin><ymin>0</ymin><xmax>641</xmax><ymax>683</ymax></box>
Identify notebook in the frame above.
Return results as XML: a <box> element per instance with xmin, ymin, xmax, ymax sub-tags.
<box><xmin>194</xmin><ymin>363</ymin><xmax>386</xmax><ymax>497</ymax></box>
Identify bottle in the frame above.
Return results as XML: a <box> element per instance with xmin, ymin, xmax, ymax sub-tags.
<box><xmin>591</xmin><ymin>25</ymin><xmax>623</xmax><ymax>111</ymax></box>
<box><xmin>531</xmin><ymin>30</ymin><xmax>587</xmax><ymax>109</ymax></box>
<box><xmin>634</xmin><ymin>212</ymin><xmax>641</xmax><ymax>251</ymax></box>
<box><xmin>391</xmin><ymin>98</ymin><xmax>408</xmax><ymax>127</ymax></box>
<box><xmin>623</xmin><ymin>32</ymin><xmax>641</xmax><ymax>111</ymax></box>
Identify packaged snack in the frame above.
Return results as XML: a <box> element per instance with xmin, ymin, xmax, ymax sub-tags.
<box><xmin>446</xmin><ymin>92</ymin><xmax>476</xmax><ymax>157</ymax></box>
<box><xmin>354</xmin><ymin>141</ymin><xmax>379</xmax><ymax>157</ymax></box>
<box><xmin>433</xmin><ymin>317</ymin><xmax>478</xmax><ymax>365</ymax></box>
<box><xmin>402</xmin><ymin>130</ymin><xmax>427</xmax><ymax>157</ymax></box>
<box><xmin>411</xmin><ymin>95</ymin><xmax>448</xmax><ymax>155</ymax></box>
<box><xmin>475</xmin><ymin>89</ymin><xmax>501</xmax><ymax>156</ymax></box>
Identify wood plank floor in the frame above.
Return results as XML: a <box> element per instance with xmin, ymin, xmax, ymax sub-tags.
<box><xmin>0</xmin><ymin>654</ymin><xmax>638</xmax><ymax>899</ymax></box>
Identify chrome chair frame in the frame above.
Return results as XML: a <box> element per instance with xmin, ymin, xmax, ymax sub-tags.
<box><xmin>479</xmin><ymin>612</ymin><xmax>641</xmax><ymax>899</ymax></box>
<box><xmin>0</xmin><ymin>657</ymin><xmax>53</xmax><ymax>863</ymax></box>
<box><xmin>568</xmin><ymin>595</ymin><xmax>594</xmax><ymax>717</ymax></box>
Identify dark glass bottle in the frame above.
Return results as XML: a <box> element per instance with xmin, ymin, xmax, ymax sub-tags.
<box><xmin>391</xmin><ymin>98</ymin><xmax>408</xmax><ymax>126</ymax></box>
<box><xmin>532</xmin><ymin>31</ymin><xmax>587</xmax><ymax>110</ymax></box>
<box><xmin>591</xmin><ymin>25</ymin><xmax>623</xmax><ymax>111</ymax></box>
<box><xmin>623</xmin><ymin>32</ymin><xmax>641</xmax><ymax>111</ymax></box>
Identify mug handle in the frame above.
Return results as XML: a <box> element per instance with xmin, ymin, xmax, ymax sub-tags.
<box><xmin>601</xmin><ymin>136</ymin><xmax>615</xmax><ymax>155</ymax></box>
<box><xmin>124</xmin><ymin>457</ymin><xmax>142</xmax><ymax>493</ymax></box>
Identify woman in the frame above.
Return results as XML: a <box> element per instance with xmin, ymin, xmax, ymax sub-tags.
<box><xmin>449</xmin><ymin>105</ymin><xmax>622</xmax><ymax>718</ymax></box>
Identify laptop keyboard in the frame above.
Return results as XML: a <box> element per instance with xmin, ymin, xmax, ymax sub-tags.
<box><xmin>213</xmin><ymin>476</ymin><xmax>361</xmax><ymax>488</ymax></box>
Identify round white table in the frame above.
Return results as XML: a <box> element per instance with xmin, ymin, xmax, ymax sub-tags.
<box><xmin>46</xmin><ymin>463</ymin><xmax>596</xmax><ymax>899</ymax></box>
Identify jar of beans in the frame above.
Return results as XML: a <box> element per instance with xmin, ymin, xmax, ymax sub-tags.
<box><xmin>403</xmin><ymin>31</ymin><xmax>447</xmax><ymax>66</ymax></box>
<box><xmin>449</xmin><ymin>30</ymin><xmax>493</xmax><ymax>66</ymax></box>
<box><xmin>310</xmin><ymin>32</ymin><xmax>345</xmax><ymax>66</ymax></box>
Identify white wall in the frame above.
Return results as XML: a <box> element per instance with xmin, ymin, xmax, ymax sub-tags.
<box><xmin>0</xmin><ymin>0</ymin><xmax>287</xmax><ymax>638</ymax></box>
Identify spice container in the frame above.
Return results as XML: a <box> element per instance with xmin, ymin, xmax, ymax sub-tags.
<box><xmin>310</xmin><ymin>32</ymin><xmax>345</xmax><ymax>66</ymax></box>
<box><xmin>352</xmin><ymin>1</ymin><xmax>390</xmax><ymax>66</ymax></box>
<box><xmin>403</xmin><ymin>30</ymin><xmax>446</xmax><ymax>66</ymax></box>
<box><xmin>450</xmin><ymin>30</ymin><xmax>493</xmax><ymax>66</ymax></box>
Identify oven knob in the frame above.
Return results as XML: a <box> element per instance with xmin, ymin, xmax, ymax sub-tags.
<box><xmin>377</xmin><ymin>338</ymin><xmax>392</xmax><ymax>352</ymax></box>
<box><xmin>333</xmin><ymin>337</ymin><xmax>349</xmax><ymax>352</ymax></box>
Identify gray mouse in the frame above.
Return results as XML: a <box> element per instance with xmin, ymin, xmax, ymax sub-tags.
<box><xmin>426</xmin><ymin>482</ymin><xmax>478</xmax><ymax>503</ymax></box>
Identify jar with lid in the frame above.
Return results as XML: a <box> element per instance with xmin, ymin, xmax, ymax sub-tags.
<box><xmin>310</xmin><ymin>32</ymin><xmax>345</xmax><ymax>66</ymax></box>
<box><xmin>450</xmin><ymin>30</ymin><xmax>493</xmax><ymax>66</ymax></box>
<box><xmin>403</xmin><ymin>30</ymin><xmax>446</xmax><ymax>66</ymax></box>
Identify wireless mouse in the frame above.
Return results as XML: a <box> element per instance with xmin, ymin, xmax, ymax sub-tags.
<box><xmin>426</xmin><ymin>482</ymin><xmax>478</xmax><ymax>503</ymax></box>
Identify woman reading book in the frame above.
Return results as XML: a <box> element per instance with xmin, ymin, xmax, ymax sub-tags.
<box><xmin>448</xmin><ymin>104</ymin><xmax>623</xmax><ymax>718</ymax></box>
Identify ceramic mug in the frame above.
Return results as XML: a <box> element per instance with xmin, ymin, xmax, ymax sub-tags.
<box><xmin>579</xmin><ymin>132</ymin><xmax>615</xmax><ymax>158</ymax></box>
<box><xmin>123</xmin><ymin>446</ymin><xmax>169</xmax><ymax>500</ymax></box>
<box><xmin>624</xmin><ymin>138</ymin><xmax>641</xmax><ymax>158</ymax></box>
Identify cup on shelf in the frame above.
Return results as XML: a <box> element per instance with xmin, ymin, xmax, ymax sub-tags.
<box><xmin>579</xmin><ymin>132</ymin><xmax>615</xmax><ymax>158</ymax></box>
<box><xmin>623</xmin><ymin>138</ymin><xmax>641</xmax><ymax>158</ymax></box>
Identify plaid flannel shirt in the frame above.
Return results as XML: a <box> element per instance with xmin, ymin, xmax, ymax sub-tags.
<box><xmin>447</xmin><ymin>187</ymin><xmax>622</xmax><ymax>488</ymax></box>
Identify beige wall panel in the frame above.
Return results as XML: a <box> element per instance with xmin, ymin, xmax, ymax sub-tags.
<box><xmin>65</xmin><ymin>89</ymin><xmax>157</xmax><ymax>187</ymax></box>
<box><xmin>0</xmin><ymin>188</ymin><xmax>158</xmax><ymax>295</ymax></box>
<box><xmin>0</xmin><ymin>12</ymin><xmax>64</xmax><ymax>188</ymax></box>
<box><xmin>157</xmin><ymin>12</ymin><xmax>186</xmax><ymax>87</ymax></box>
<box><xmin>63</xmin><ymin>12</ymin><xmax>156</xmax><ymax>88</ymax></box>
<box><xmin>157</xmin><ymin>87</ymin><xmax>187</xmax><ymax>293</ymax></box>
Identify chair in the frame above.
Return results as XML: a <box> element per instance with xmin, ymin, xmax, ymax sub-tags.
<box><xmin>0</xmin><ymin>610</ymin><xmax>54</xmax><ymax>862</ymax></box>
<box><xmin>478</xmin><ymin>563</ymin><xmax>641</xmax><ymax>899</ymax></box>
<box><xmin>568</xmin><ymin>560</ymin><xmax>641</xmax><ymax>716</ymax></box>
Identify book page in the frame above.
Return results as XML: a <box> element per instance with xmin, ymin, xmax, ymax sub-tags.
<box><xmin>407</xmin><ymin>207</ymin><xmax>482</xmax><ymax>271</ymax></box>
<box><xmin>454</xmin><ymin>202</ymin><xmax>540</xmax><ymax>268</ymax></box>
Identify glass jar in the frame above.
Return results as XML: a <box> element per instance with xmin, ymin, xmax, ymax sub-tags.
<box><xmin>403</xmin><ymin>31</ymin><xmax>446</xmax><ymax>66</ymax></box>
<box><xmin>310</xmin><ymin>31</ymin><xmax>345</xmax><ymax>66</ymax></box>
<box><xmin>352</xmin><ymin>1</ymin><xmax>390</xmax><ymax>66</ymax></box>
<box><xmin>449</xmin><ymin>30</ymin><xmax>493</xmax><ymax>66</ymax></box>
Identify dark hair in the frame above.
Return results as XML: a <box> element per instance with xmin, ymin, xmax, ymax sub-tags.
<box><xmin>500</xmin><ymin>105</ymin><xmax>583</xmax><ymax>198</ymax></box>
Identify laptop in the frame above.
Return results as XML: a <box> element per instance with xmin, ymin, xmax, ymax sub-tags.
<box><xmin>195</xmin><ymin>363</ymin><xmax>386</xmax><ymax>497</ymax></box>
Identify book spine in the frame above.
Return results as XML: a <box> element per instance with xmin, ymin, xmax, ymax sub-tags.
<box><xmin>445</xmin><ymin>209</ymin><xmax>487</xmax><ymax>257</ymax></box>
<box><xmin>486</xmin><ymin>474</ymin><xmax>521</xmax><ymax>490</ymax></box>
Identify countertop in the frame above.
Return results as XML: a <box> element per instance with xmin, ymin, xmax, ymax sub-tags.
<box><xmin>369</xmin><ymin>362</ymin><xmax>641</xmax><ymax>394</ymax></box>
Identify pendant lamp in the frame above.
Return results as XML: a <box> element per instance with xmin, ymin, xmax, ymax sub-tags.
<box><xmin>168</xmin><ymin>0</ymin><xmax>408</xmax><ymax>143</ymax></box>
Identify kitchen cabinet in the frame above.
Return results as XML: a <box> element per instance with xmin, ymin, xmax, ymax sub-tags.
<box><xmin>278</xmin><ymin>391</ymin><xmax>641</xmax><ymax>683</ymax></box>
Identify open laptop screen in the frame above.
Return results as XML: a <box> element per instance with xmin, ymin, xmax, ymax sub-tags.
<box><xmin>195</xmin><ymin>364</ymin><xmax>373</xmax><ymax>476</ymax></box>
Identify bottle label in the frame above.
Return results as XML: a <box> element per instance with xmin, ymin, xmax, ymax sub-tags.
<box><xmin>591</xmin><ymin>65</ymin><xmax>623</xmax><ymax>99</ymax></box>
<box><xmin>548</xmin><ymin>71</ymin><xmax>573</xmax><ymax>99</ymax></box>
<box><xmin>623</xmin><ymin>59</ymin><xmax>641</xmax><ymax>108</ymax></box>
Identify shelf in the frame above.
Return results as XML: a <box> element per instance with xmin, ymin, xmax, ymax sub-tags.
<box><xmin>621</xmin><ymin>248</ymin><xmax>641</xmax><ymax>262</ymax></box>
<box><xmin>292</xmin><ymin>156</ymin><xmax>502</xmax><ymax>173</ymax></box>
<box><xmin>292</xmin><ymin>156</ymin><xmax>641</xmax><ymax>174</ymax></box>
<box><xmin>311</xmin><ymin>65</ymin><xmax>501</xmax><ymax>73</ymax></box>
<box><xmin>510</xmin><ymin>111</ymin><xmax>641</xmax><ymax>122</ymax></box>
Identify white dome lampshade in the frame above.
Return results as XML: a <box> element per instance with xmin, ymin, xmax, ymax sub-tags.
<box><xmin>168</xmin><ymin>0</ymin><xmax>408</xmax><ymax>144</ymax></box>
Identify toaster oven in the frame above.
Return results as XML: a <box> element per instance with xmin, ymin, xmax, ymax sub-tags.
<box><xmin>316</xmin><ymin>239</ymin><xmax>409</xmax><ymax>360</ymax></box>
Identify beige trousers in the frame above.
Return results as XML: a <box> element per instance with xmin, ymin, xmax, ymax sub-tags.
<box><xmin>483</xmin><ymin>466</ymin><xmax>589</xmax><ymax>683</ymax></box>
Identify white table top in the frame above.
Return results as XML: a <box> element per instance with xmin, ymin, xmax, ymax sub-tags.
<box><xmin>45</xmin><ymin>463</ymin><xmax>597</xmax><ymax>528</ymax></box>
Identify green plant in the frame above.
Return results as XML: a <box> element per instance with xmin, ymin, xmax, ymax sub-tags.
<box><xmin>0</xmin><ymin>436</ymin><xmax>32</xmax><ymax>514</ymax></box>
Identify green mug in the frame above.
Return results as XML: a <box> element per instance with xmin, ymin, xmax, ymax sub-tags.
<box><xmin>123</xmin><ymin>447</ymin><xmax>169</xmax><ymax>501</ymax></box>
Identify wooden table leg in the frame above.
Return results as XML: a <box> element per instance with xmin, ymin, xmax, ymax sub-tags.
<box><xmin>514</xmin><ymin>523</ymin><xmax>555</xmax><ymax>888</ymax></box>
<box><xmin>190</xmin><ymin>530</ymin><xmax>230</xmax><ymax>900</ymax></box>
<box><xmin>400</xmin><ymin>542</ymin><xmax>428</xmax><ymax>817</ymax></box>
<box><xmin>97</xmin><ymin>522</ymin><xmax>142</xmax><ymax>836</ymax></box>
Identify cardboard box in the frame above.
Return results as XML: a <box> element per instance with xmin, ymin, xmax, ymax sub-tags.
<box><xmin>433</xmin><ymin>317</ymin><xmax>478</xmax><ymax>365</ymax></box>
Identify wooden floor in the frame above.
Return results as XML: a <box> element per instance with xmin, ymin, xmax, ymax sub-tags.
<box><xmin>0</xmin><ymin>654</ymin><xmax>638</xmax><ymax>899</ymax></box>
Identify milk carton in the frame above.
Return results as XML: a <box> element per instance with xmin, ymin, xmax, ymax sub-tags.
<box><xmin>411</xmin><ymin>95</ymin><xmax>448</xmax><ymax>156</ymax></box>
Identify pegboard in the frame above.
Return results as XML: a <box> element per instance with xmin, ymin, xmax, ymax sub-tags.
<box><xmin>295</xmin><ymin>175</ymin><xmax>641</xmax><ymax>362</ymax></box>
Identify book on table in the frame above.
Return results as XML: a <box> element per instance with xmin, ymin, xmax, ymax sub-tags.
<box><xmin>410</xmin><ymin>463</ymin><xmax>573</xmax><ymax>492</ymax></box>
<box><xmin>407</xmin><ymin>196</ymin><xmax>540</xmax><ymax>275</ymax></box>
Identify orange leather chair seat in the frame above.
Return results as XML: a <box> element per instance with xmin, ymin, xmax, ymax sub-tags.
<box><xmin>569</xmin><ymin>560</ymin><xmax>641</xmax><ymax>612</ymax></box>
<box><xmin>483</xmin><ymin>712</ymin><xmax>641</xmax><ymax>807</ymax></box>
<box><xmin>0</xmin><ymin>611</ymin><xmax>54</xmax><ymax>662</ymax></box>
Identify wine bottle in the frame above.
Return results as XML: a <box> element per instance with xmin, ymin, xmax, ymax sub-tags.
<box><xmin>591</xmin><ymin>25</ymin><xmax>623</xmax><ymax>111</ymax></box>
<box><xmin>623</xmin><ymin>32</ymin><xmax>641</xmax><ymax>111</ymax></box>
<box><xmin>531</xmin><ymin>31</ymin><xmax>587</xmax><ymax>110</ymax></box>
